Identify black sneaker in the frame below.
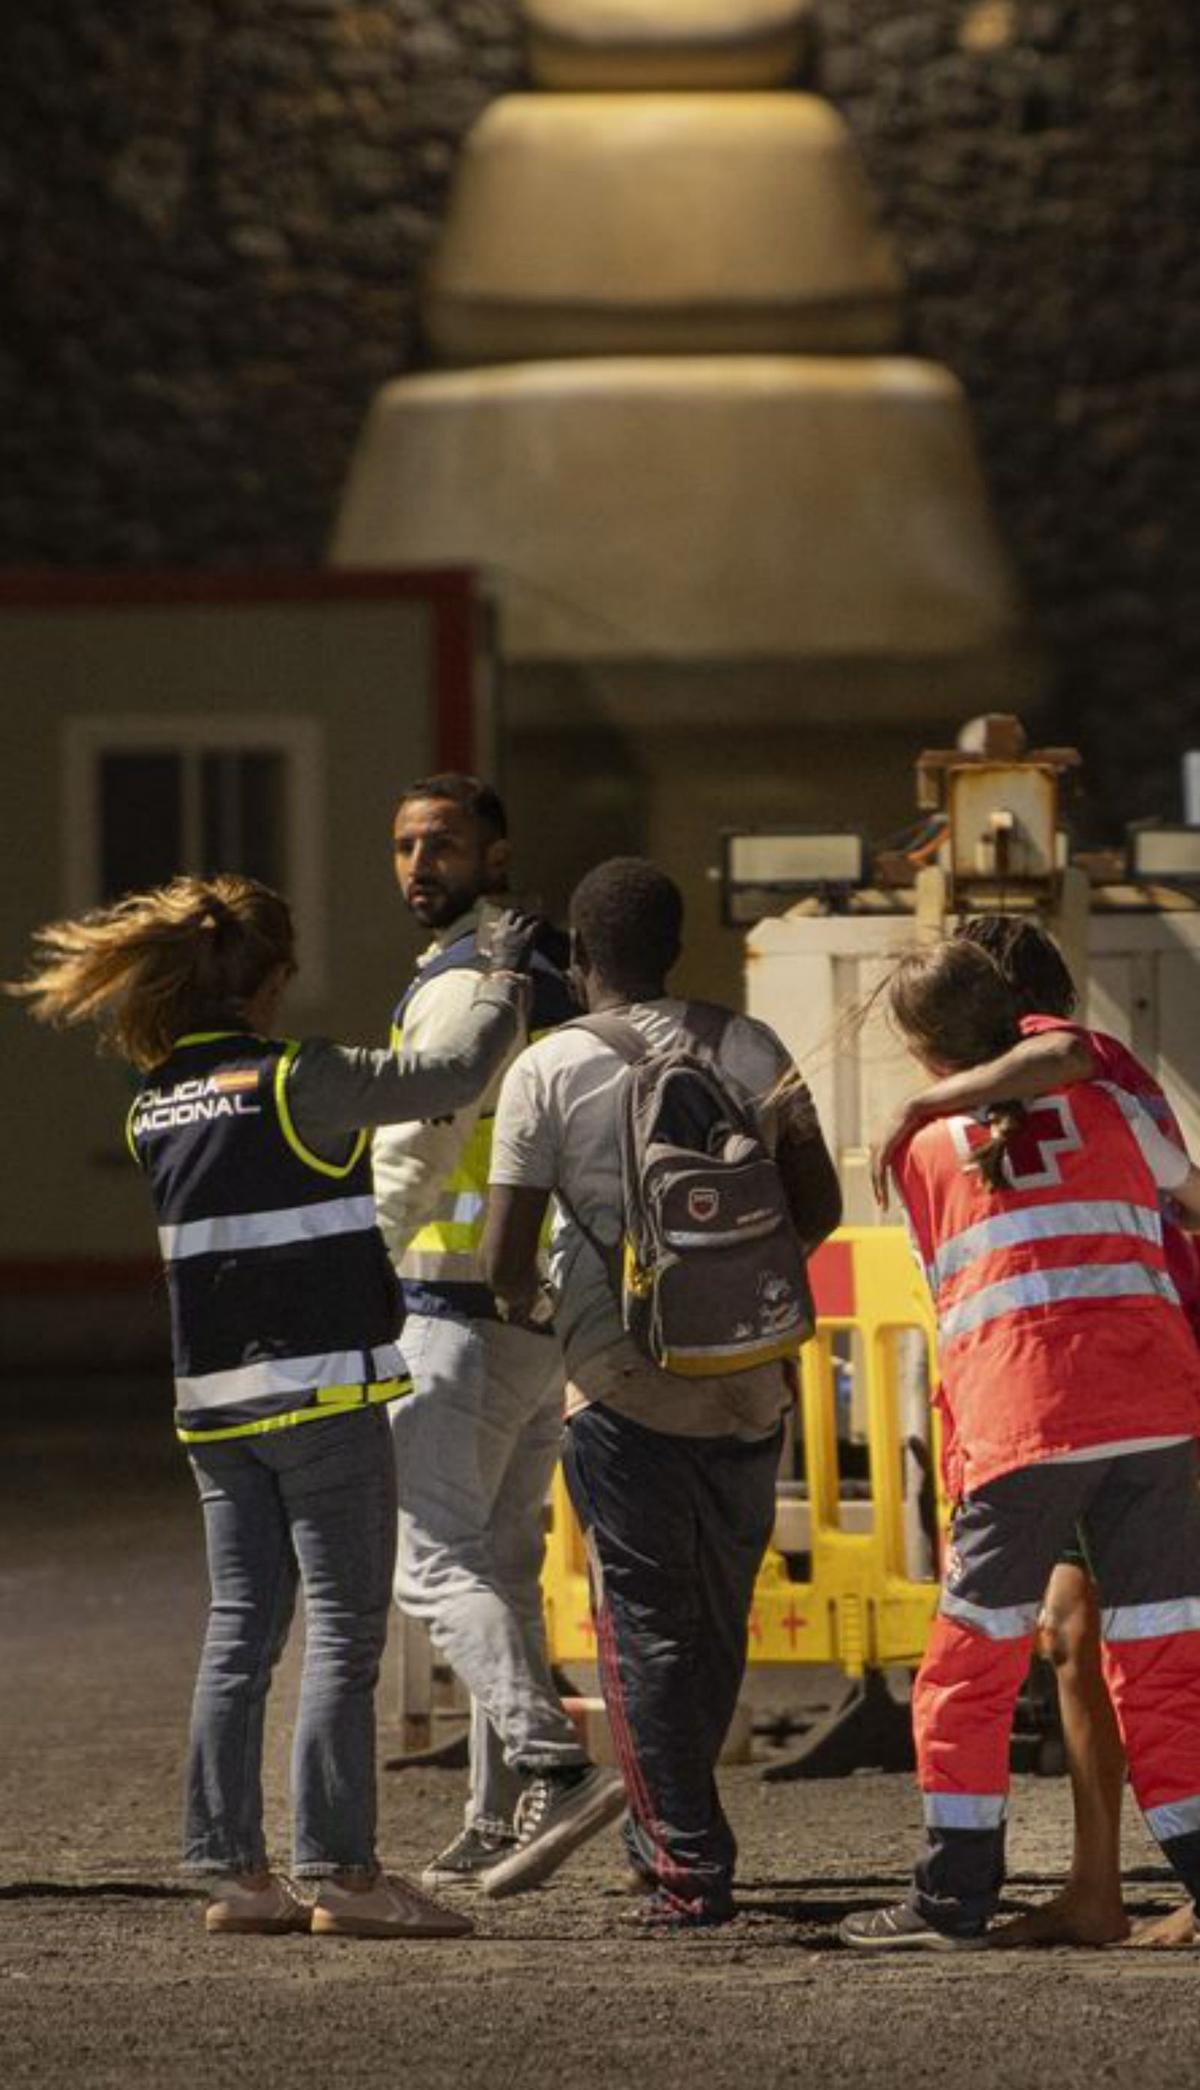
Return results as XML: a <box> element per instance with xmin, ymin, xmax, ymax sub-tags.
<box><xmin>480</xmin><ymin>1766</ymin><xmax>626</xmax><ymax>1900</ymax></box>
<box><xmin>420</xmin><ymin>1823</ymin><xmax>517</xmax><ymax>1890</ymax></box>
<box><xmin>839</xmin><ymin>1904</ymin><xmax>986</xmax><ymax>1952</ymax></box>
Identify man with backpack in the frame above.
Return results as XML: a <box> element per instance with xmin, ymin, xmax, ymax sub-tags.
<box><xmin>482</xmin><ymin>857</ymin><xmax>841</xmax><ymax>1921</ymax></box>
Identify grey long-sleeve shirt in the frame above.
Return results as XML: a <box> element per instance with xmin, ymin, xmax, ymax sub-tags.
<box><xmin>283</xmin><ymin>974</ymin><xmax>525</xmax><ymax>1166</ymax></box>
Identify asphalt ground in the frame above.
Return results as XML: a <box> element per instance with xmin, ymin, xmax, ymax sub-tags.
<box><xmin>2</xmin><ymin>1376</ymin><xmax>1196</xmax><ymax>2090</ymax></box>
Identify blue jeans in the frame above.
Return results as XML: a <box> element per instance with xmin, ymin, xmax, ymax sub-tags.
<box><xmin>184</xmin><ymin>1405</ymin><xmax>397</xmax><ymax>1879</ymax></box>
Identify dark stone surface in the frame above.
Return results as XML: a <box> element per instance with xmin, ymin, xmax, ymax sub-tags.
<box><xmin>2</xmin><ymin>1378</ymin><xmax>1197</xmax><ymax>2090</ymax></box>
<box><xmin>4</xmin><ymin>0</ymin><xmax>1199</xmax><ymax>834</ymax></box>
<box><xmin>812</xmin><ymin>0</ymin><xmax>1200</xmax><ymax>832</ymax></box>
<box><xmin>2</xmin><ymin>2</ymin><xmax>517</xmax><ymax>569</ymax></box>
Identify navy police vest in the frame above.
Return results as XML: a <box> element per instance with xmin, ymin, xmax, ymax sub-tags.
<box><xmin>129</xmin><ymin>1032</ymin><xmax>407</xmax><ymax>1442</ymax></box>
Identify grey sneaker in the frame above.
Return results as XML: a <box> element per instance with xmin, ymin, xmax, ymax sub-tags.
<box><xmin>420</xmin><ymin>1823</ymin><xmax>517</xmax><ymax>1890</ymax></box>
<box><xmin>481</xmin><ymin>1766</ymin><xmax>626</xmax><ymax>1900</ymax></box>
<box><xmin>839</xmin><ymin>1903</ymin><xmax>986</xmax><ymax>1951</ymax></box>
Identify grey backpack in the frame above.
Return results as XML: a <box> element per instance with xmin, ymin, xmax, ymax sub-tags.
<box><xmin>568</xmin><ymin>1004</ymin><xmax>814</xmax><ymax>1377</ymax></box>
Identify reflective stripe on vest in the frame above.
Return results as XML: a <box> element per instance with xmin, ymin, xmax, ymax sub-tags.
<box><xmin>132</xmin><ymin>1034</ymin><xmax>402</xmax><ymax>1439</ymax></box>
<box><xmin>939</xmin><ymin>1261</ymin><xmax>1179</xmax><ymax>1343</ymax></box>
<box><xmin>931</xmin><ymin>1197</ymin><xmax>1163</xmax><ymax>1291</ymax></box>
<box><xmin>400</xmin><ymin>1247</ymin><xmax>486</xmax><ymax>1284</ymax></box>
<box><xmin>389</xmin><ymin>955</ymin><xmax>490</xmax><ymax>1275</ymax></box>
<box><xmin>922</xmin><ymin>1793</ymin><xmax>1007</xmax><ymax>1830</ymax></box>
<box><xmin>177</xmin><ymin>1340</ymin><xmax>409</xmax><ymax>1415</ymax></box>
<box><xmin>897</xmin><ymin>1085</ymin><xmax>1200</xmax><ymax>1491</ymax></box>
<box><xmin>399</xmin><ymin>1115</ymin><xmax>554</xmax><ymax>1284</ymax></box>
<box><xmin>403</xmin><ymin>1189</ymin><xmax>487</xmax><ymax>1236</ymax></box>
<box><xmin>159</xmin><ymin>1194</ymin><xmax>378</xmax><ymax>1261</ymax></box>
<box><xmin>397</xmin><ymin>1113</ymin><xmax>493</xmax><ymax>1275</ymax></box>
<box><xmin>174</xmin><ymin>1375</ymin><xmax>410</xmax><ymax>1445</ymax></box>
<box><xmin>390</xmin><ymin>937</ymin><xmax>573</xmax><ymax>1287</ymax></box>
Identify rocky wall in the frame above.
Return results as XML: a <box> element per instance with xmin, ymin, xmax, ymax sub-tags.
<box><xmin>3</xmin><ymin>0</ymin><xmax>1198</xmax><ymax>835</ymax></box>
<box><xmin>815</xmin><ymin>0</ymin><xmax>1200</xmax><ymax>834</ymax></box>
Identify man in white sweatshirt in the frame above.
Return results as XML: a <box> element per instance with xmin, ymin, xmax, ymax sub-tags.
<box><xmin>374</xmin><ymin>774</ymin><xmax>622</xmax><ymax>1892</ymax></box>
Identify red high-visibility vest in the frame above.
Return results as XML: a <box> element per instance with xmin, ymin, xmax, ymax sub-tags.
<box><xmin>1021</xmin><ymin>1014</ymin><xmax>1200</xmax><ymax>1341</ymax></box>
<box><xmin>895</xmin><ymin>1082</ymin><xmax>1200</xmax><ymax>1493</ymax></box>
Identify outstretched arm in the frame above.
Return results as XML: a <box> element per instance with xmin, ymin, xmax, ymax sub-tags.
<box><xmin>286</xmin><ymin>909</ymin><xmax>540</xmax><ymax>1163</ymax></box>
<box><xmin>286</xmin><ymin>972</ymin><xmax>528</xmax><ymax>1142</ymax></box>
<box><xmin>872</xmin><ymin>1028</ymin><xmax>1097</xmax><ymax>1208</ymax></box>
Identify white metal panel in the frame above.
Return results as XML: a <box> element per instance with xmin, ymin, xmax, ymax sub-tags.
<box><xmin>1156</xmin><ymin>950</ymin><xmax>1200</xmax><ymax>1154</ymax></box>
<box><xmin>746</xmin><ymin>905</ymin><xmax>1200</xmax><ymax>1198</ymax></box>
<box><xmin>1085</xmin><ymin>957</ymin><xmax>1135</xmax><ymax>1052</ymax></box>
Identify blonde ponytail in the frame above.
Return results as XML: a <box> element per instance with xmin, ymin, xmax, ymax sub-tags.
<box><xmin>6</xmin><ymin>875</ymin><xmax>294</xmax><ymax>1070</ymax></box>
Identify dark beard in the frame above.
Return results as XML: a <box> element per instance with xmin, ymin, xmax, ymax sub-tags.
<box><xmin>407</xmin><ymin>881</ymin><xmax>478</xmax><ymax>929</ymax></box>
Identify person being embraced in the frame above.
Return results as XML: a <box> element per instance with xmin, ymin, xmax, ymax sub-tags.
<box><xmin>7</xmin><ymin>873</ymin><xmax>536</xmax><ymax>1941</ymax></box>
<box><xmin>842</xmin><ymin>935</ymin><xmax>1200</xmax><ymax>1952</ymax></box>
<box><xmin>873</xmin><ymin>915</ymin><xmax>1200</xmax><ymax>1948</ymax></box>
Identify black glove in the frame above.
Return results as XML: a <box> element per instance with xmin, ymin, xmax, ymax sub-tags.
<box><xmin>485</xmin><ymin>908</ymin><xmax>541</xmax><ymax>976</ymax></box>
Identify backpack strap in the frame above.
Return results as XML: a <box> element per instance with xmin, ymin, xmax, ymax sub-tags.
<box><xmin>569</xmin><ymin>1005</ymin><xmax>734</xmax><ymax>1061</ymax></box>
<box><xmin>569</xmin><ymin>1011</ymin><xmax>652</xmax><ymax>1064</ymax></box>
<box><xmin>680</xmin><ymin>1001</ymin><xmax>733</xmax><ymax>1057</ymax></box>
<box><xmin>552</xmin><ymin>1011</ymin><xmax>647</xmax><ymax>1297</ymax></box>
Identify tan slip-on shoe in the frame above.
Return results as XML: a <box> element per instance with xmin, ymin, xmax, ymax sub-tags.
<box><xmin>204</xmin><ymin>1873</ymin><xmax>311</xmax><ymax>1936</ymax></box>
<box><xmin>310</xmin><ymin>1873</ymin><xmax>475</xmax><ymax>1939</ymax></box>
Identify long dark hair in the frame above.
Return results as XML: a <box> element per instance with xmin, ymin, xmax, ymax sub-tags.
<box><xmin>954</xmin><ymin>914</ymin><xmax>1077</xmax><ymax>1019</ymax></box>
<box><xmin>889</xmin><ymin>940</ymin><xmax>1025</xmax><ymax>1190</ymax></box>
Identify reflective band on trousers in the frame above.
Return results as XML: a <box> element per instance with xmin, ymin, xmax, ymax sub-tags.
<box><xmin>923</xmin><ymin>1793</ymin><xmax>1007</xmax><ymax>1830</ymax></box>
<box><xmin>1144</xmin><ymin>1794</ymin><xmax>1200</xmax><ymax>1843</ymax></box>
<box><xmin>940</xmin><ymin>1589</ymin><xmax>1042</xmax><ymax>1640</ymax></box>
<box><xmin>939</xmin><ymin>1262</ymin><xmax>1179</xmax><ymax>1342</ymax></box>
<box><xmin>176</xmin><ymin>1341</ymin><xmax>407</xmax><ymax>1413</ymax></box>
<box><xmin>159</xmin><ymin>1195</ymin><xmax>378</xmax><ymax>1261</ymax></box>
<box><xmin>1101</xmin><ymin>1597</ymin><xmax>1200</xmax><ymax>1642</ymax></box>
<box><xmin>932</xmin><ymin>1198</ymin><xmax>1163</xmax><ymax>1290</ymax></box>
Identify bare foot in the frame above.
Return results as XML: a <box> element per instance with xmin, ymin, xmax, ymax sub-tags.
<box><xmin>989</xmin><ymin>1890</ymin><xmax>1130</xmax><ymax>1948</ymax></box>
<box><xmin>1122</xmin><ymin>1905</ymin><xmax>1199</xmax><ymax>1949</ymax></box>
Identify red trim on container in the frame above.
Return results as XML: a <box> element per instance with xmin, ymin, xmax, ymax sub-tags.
<box><xmin>0</xmin><ymin>564</ymin><xmax>481</xmax><ymax>785</ymax></box>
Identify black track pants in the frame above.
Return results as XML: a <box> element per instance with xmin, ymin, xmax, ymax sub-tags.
<box><xmin>563</xmin><ymin>1400</ymin><xmax>780</xmax><ymax>1918</ymax></box>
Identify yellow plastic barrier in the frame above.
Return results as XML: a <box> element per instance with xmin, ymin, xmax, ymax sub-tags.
<box><xmin>541</xmin><ymin>1226</ymin><xmax>945</xmax><ymax>1679</ymax></box>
